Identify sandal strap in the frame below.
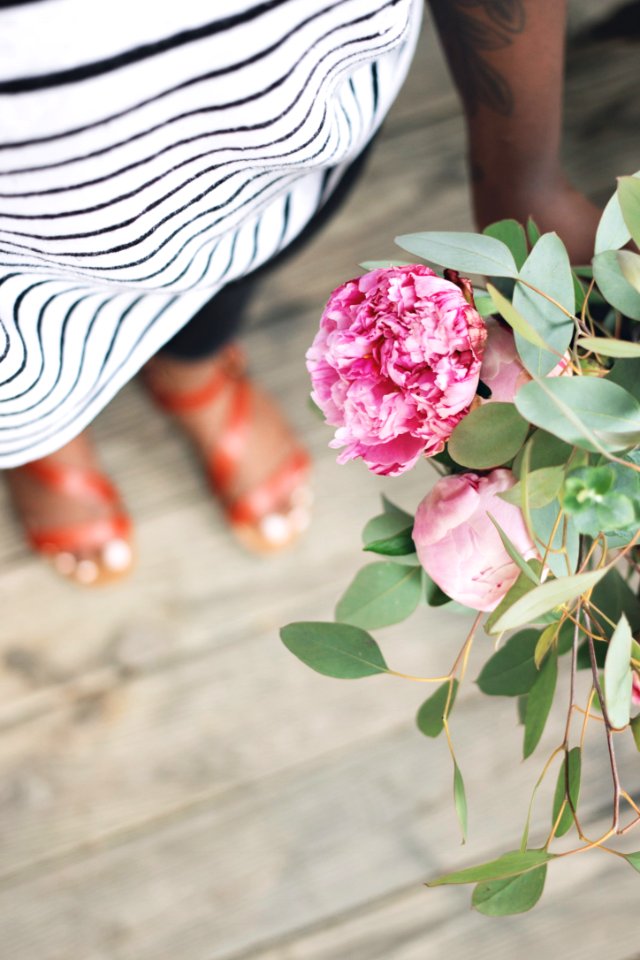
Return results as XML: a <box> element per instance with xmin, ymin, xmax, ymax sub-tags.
<box><xmin>207</xmin><ymin>376</ymin><xmax>252</xmax><ymax>492</ymax></box>
<box><xmin>149</xmin><ymin>345</ymin><xmax>246</xmax><ymax>415</ymax></box>
<box><xmin>27</xmin><ymin>513</ymin><xmax>132</xmax><ymax>555</ymax></box>
<box><xmin>21</xmin><ymin>459</ymin><xmax>120</xmax><ymax>505</ymax></box>
<box><xmin>227</xmin><ymin>448</ymin><xmax>310</xmax><ymax>525</ymax></box>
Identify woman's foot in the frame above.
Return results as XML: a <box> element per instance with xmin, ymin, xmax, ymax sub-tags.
<box><xmin>144</xmin><ymin>346</ymin><xmax>312</xmax><ymax>552</ymax></box>
<box><xmin>6</xmin><ymin>431</ymin><xmax>134</xmax><ymax>585</ymax></box>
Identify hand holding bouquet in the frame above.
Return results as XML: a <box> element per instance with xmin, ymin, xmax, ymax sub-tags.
<box><xmin>281</xmin><ymin>174</ymin><xmax>640</xmax><ymax>916</ymax></box>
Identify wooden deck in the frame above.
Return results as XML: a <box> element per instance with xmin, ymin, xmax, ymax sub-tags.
<box><xmin>1</xmin><ymin>5</ymin><xmax>640</xmax><ymax>958</ymax></box>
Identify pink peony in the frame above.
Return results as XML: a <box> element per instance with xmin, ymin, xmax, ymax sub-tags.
<box><xmin>413</xmin><ymin>468</ymin><xmax>538</xmax><ymax>612</ymax></box>
<box><xmin>306</xmin><ymin>265</ymin><xmax>486</xmax><ymax>476</ymax></box>
<box><xmin>633</xmin><ymin>673</ymin><xmax>640</xmax><ymax>708</ymax></box>
<box><xmin>480</xmin><ymin>319</ymin><xmax>571</xmax><ymax>403</ymax></box>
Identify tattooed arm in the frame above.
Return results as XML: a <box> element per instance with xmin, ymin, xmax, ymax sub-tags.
<box><xmin>427</xmin><ymin>0</ymin><xmax>600</xmax><ymax>262</ymax></box>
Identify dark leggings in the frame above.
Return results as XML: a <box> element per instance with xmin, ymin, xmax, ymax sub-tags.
<box><xmin>161</xmin><ymin>145</ymin><xmax>374</xmax><ymax>360</ymax></box>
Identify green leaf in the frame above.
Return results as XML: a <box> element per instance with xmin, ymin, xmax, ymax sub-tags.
<box><xmin>513</xmin><ymin>233</ymin><xmax>575</xmax><ymax>376</ymax></box>
<box><xmin>423</xmin><ymin>571</ymin><xmax>452</xmax><ymax>606</ymax></box>
<box><xmin>453</xmin><ymin>762</ymin><xmax>468</xmax><ymax>843</ymax></box>
<box><xmin>474</xmin><ymin>292</ymin><xmax>496</xmax><ymax>317</ymax></box>
<box><xmin>527</xmin><ymin>217</ymin><xmax>541</xmax><ymax>248</ymax></box>
<box><xmin>523</xmin><ymin>651</ymin><xmax>558</xmax><ymax>758</ymax></box>
<box><xmin>530</xmin><ymin>498</ymin><xmax>579</xmax><ymax>578</ymax></box>
<box><xmin>483</xmin><ymin>219</ymin><xmax>528</xmax><ymax>270</ymax></box>
<box><xmin>382</xmin><ymin>495</ymin><xmax>413</xmax><ymax>521</ymax></box>
<box><xmin>534</xmin><ymin>622</ymin><xmax>560</xmax><ymax>669</ymax></box>
<box><xmin>394</xmin><ymin>231</ymin><xmax>518</xmax><ymax>278</ymax></box>
<box><xmin>427</xmin><ymin>849</ymin><xmax>553</xmax><ymax>886</ymax></box>
<box><xmin>603</xmin><ymin>614</ymin><xmax>633</xmax><ymax>730</ymax></box>
<box><xmin>551</xmin><ymin>747</ymin><xmax>582</xmax><ymax>837</ymax></box>
<box><xmin>631</xmin><ymin>715</ymin><xmax>640</xmax><ymax>752</ymax></box>
<box><xmin>486</xmin><ymin>283</ymin><xmax>550</xmax><ymax>349</ymax></box>
<box><xmin>280</xmin><ymin>622</ymin><xmax>388</xmax><ymax>679</ymax></box>
<box><xmin>335</xmin><ymin>562</ymin><xmax>422</xmax><ymax>630</ymax></box>
<box><xmin>624</xmin><ymin>852</ymin><xmax>640</xmax><ymax>874</ymax></box>
<box><xmin>618</xmin><ymin>249</ymin><xmax>640</xmax><ymax>296</ymax></box>
<box><xmin>593</xmin><ymin>250</ymin><xmax>640</xmax><ymax>321</ymax></box>
<box><xmin>618</xmin><ymin>176</ymin><xmax>640</xmax><ymax>246</ymax></box>
<box><xmin>591</xmin><ymin>567</ymin><xmax>640</xmax><ymax>638</ymax></box>
<box><xmin>362</xmin><ymin>510</ymin><xmax>412</xmax><ymax>547</ymax></box>
<box><xmin>485</xmin><ymin>562</ymin><xmax>544</xmax><ymax>635</ymax></box>
<box><xmin>476</xmin><ymin>628</ymin><xmax>540</xmax><ymax>696</ymax></box>
<box><xmin>492</xmin><ymin>568</ymin><xmax>608</xmax><ymax>633</ymax></box>
<box><xmin>416</xmin><ymin>680</ymin><xmax>459</xmax><ymax>738</ymax></box>
<box><xmin>363</xmin><ymin>525</ymin><xmax>415</xmax><ymax>557</ymax></box>
<box><xmin>472</xmin><ymin>865</ymin><xmax>547</xmax><ymax>916</ymax></box>
<box><xmin>515</xmin><ymin>376</ymin><xmax>640</xmax><ymax>454</ymax></box>
<box><xmin>448</xmin><ymin>402</ymin><xmax>530</xmax><ymax>469</ymax></box>
<box><xmin>499</xmin><ymin>466</ymin><xmax>564</xmax><ymax>509</ymax></box>
<box><xmin>595</xmin><ymin>188</ymin><xmax>632</xmax><ymax>254</ymax></box>
<box><xmin>577</xmin><ymin>337</ymin><xmax>640</xmax><ymax>358</ymax></box>
<box><xmin>488</xmin><ymin>513</ymin><xmax>540</xmax><ymax>585</ymax></box>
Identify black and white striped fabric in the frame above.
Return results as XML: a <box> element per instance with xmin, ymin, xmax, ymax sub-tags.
<box><xmin>0</xmin><ymin>0</ymin><xmax>421</xmax><ymax>467</ymax></box>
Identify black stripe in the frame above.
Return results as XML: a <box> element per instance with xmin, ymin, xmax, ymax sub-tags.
<box><xmin>0</xmin><ymin>0</ymin><xmax>294</xmax><ymax>94</ymax></box>
<box><xmin>0</xmin><ymin>0</ymin><xmax>400</xmax><ymax>158</ymax></box>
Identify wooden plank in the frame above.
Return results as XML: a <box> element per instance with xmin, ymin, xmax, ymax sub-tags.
<box><xmin>0</xmin><ymin>696</ymin><xmax>636</xmax><ymax>960</ymax></box>
<box><xmin>243</xmin><ymin>852</ymin><xmax>640</xmax><ymax>960</ymax></box>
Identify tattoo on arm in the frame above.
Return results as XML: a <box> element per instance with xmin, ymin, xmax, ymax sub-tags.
<box><xmin>427</xmin><ymin>0</ymin><xmax>526</xmax><ymax>116</ymax></box>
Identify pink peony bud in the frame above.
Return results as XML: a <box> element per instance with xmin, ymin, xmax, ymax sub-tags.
<box><xmin>306</xmin><ymin>265</ymin><xmax>486</xmax><ymax>477</ymax></box>
<box><xmin>412</xmin><ymin>468</ymin><xmax>538</xmax><ymax>612</ymax></box>
<box><xmin>633</xmin><ymin>673</ymin><xmax>640</xmax><ymax>707</ymax></box>
<box><xmin>480</xmin><ymin>320</ymin><xmax>571</xmax><ymax>403</ymax></box>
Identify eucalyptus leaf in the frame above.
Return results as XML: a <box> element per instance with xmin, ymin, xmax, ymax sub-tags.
<box><xmin>618</xmin><ymin>249</ymin><xmax>640</xmax><ymax>296</ymax></box>
<box><xmin>515</xmin><ymin>376</ymin><xmax>640</xmax><ymax>454</ymax></box>
<box><xmin>551</xmin><ymin>747</ymin><xmax>582</xmax><ymax>838</ymax></box>
<box><xmin>576</xmin><ymin>336</ymin><xmax>640</xmax><ymax>358</ymax></box>
<box><xmin>527</xmin><ymin>218</ymin><xmax>541</xmax><ymax>248</ymax></box>
<box><xmin>474</xmin><ymin>292</ymin><xmax>496</xmax><ymax>318</ymax></box>
<box><xmin>603</xmin><ymin>614</ymin><xmax>633</xmax><ymax>730</ymax></box>
<box><xmin>362</xmin><ymin>511</ymin><xmax>412</xmax><ymax>547</ymax></box>
<box><xmin>631</xmin><ymin>715</ymin><xmax>640</xmax><ymax>752</ymax></box>
<box><xmin>534</xmin><ymin>622</ymin><xmax>560</xmax><ymax>669</ymax></box>
<box><xmin>427</xmin><ymin>849</ymin><xmax>553</xmax><ymax>886</ymax></box>
<box><xmin>416</xmin><ymin>680</ymin><xmax>459</xmax><ymax>738</ymax></box>
<box><xmin>523</xmin><ymin>652</ymin><xmax>558</xmax><ymax>758</ymax></box>
<box><xmin>335</xmin><ymin>562</ymin><xmax>422</xmax><ymax>630</ymax></box>
<box><xmin>453</xmin><ymin>762</ymin><xmax>468</xmax><ymax>843</ymax></box>
<box><xmin>617</xmin><ymin>175</ymin><xmax>640</xmax><ymax>246</ymax></box>
<box><xmin>280</xmin><ymin>622</ymin><xmax>388</xmax><ymax>679</ymax></box>
<box><xmin>472</xmin><ymin>864</ymin><xmax>547</xmax><ymax>916</ymax></box>
<box><xmin>486</xmin><ymin>283</ymin><xmax>550</xmax><ymax>349</ymax></box>
<box><xmin>476</xmin><ymin>629</ymin><xmax>540</xmax><ymax>696</ymax></box>
<box><xmin>513</xmin><ymin>233</ymin><xmax>575</xmax><ymax>376</ymax></box>
<box><xmin>483</xmin><ymin>219</ymin><xmax>528</xmax><ymax>270</ymax></box>
<box><xmin>491</xmin><ymin>568</ymin><xmax>608</xmax><ymax>633</ymax></box>
<box><xmin>394</xmin><ymin>231</ymin><xmax>518</xmax><ymax>278</ymax></box>
<box><xmin>530</xmin><ymin>498</ymin><xmax>579</xmax><ymax>578</ymax></box>
<box><xmin>624</xmin><ymin>852</ymin><xmax>640</xmax><ymax>874</ymax></box>
<box><xmin>488</xmin><ymin>513</ymin><xmax>540</xmax><ymax>585</ymax></box>
<box><xmin>595</xmin><ymin>187</ymin><xmax>632</xmax><ymax>254</ymax></box>
<box><xmin>448</xmin><ymin>402</ymin><xmax>529</xmax><ymax>469</ymax></box>
<box><xmin>499</xmin><ymin>466</ymin><xmax>564</xmax><ymax>509</ymax></box>
<box><xmin>363</xmin><ymin>525</ymin><xmax>415</xmax><ymax>557</ymax></box>
<box><xmin>485</xmin><ymin>563</ymin><xmax>544</xmax><ymax>635</ymax></box>
<box><xmin>593</xmin><ymin>250</ymin><xmax>640</xmax><ymax>321</ymax></box>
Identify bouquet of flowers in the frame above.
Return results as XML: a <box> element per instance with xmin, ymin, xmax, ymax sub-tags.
<box><xmin>280</xmin><ymin>173</ymin><xmax>640</xmax><ymax>916</ymax></box>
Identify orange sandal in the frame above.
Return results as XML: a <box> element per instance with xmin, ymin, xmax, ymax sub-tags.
<box><xmin>148</xmin><ymin>345</ymin><xmax>311</xmax><ymax>553</ymax></box>
<box><xmin>15</xmin><ymin>457</ymin><xmax>134</xmax><ymax>585</ymax></box>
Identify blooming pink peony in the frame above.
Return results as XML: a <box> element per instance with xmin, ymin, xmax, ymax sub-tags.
<box><xmin>480</xmin><ymin>319</ymin><xmax>571</xmax><ymax>403</ymax></box>
<box><xmin>306</xmin><ymin>265</ymin><xmax>486</xmax><ymax>476</ymax></box>
<box><xmin>413</xmin><ymin>468</ymin><xmax>538</xmax><ymax>612</ymax></box>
